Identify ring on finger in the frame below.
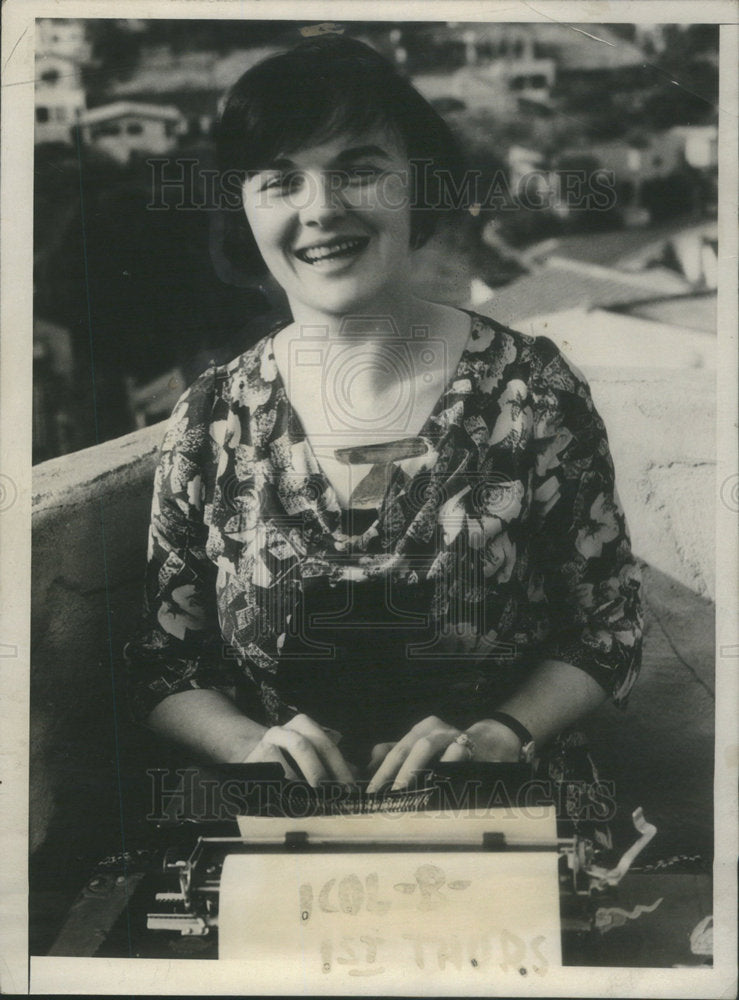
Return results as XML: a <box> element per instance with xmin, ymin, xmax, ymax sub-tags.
<box><xmin>453</xmin><ymin>732</ymin><xmax>476</xmax><ymax>760</ymax></box>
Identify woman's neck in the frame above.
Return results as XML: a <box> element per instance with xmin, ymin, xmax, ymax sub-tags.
<box><xmin>273</xmin><ymin>297</ymin><xmax>470</xmax><ymax>423</ymax></box>
<box><xmin>278</xmin><ymin>296</ymin><xmax>460</xmax><ymax>402</ymax></box>
<box><xmin>286</xmin><ymin>294</ymin><xmax>418</xmax><ymax>344</ymax></box>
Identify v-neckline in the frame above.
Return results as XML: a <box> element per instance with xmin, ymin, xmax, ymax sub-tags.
<box><xmin>264</xmin><ymin>309</ymin><xmax>480</xmax><ymax>513</ymax></box>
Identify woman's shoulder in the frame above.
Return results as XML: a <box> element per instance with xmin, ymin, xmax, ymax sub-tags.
<box><xmin>178</xmin><ymin>322</ymin><xmax>287</xmax><ymax>412</ymax></box>
<box><xmin>221</xmin><ymin>327</ymin><xmax>286</xmax><ymax>407</ymax></box>
<box><xmin>463</xmin><ymin>308</ymin><xmax>591</xmax><ymax>396</ymax></box>
<box><xmin>159</xmin><ymin>363</ymin><xmax>223</xmax><ymax>457</ymax></box>
<box><xmin>463</xmin><ymin>307</ymin><xmax>545</xmax><ymax>355</ymax></box>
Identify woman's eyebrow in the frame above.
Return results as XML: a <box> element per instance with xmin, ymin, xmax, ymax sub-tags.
<box><xmin>262</xmin><ymin>157</ymin><xmax>294</xmax><ymax>171</ymax></box>
<box><xmin>332</xmin><ymin>145</ymin><xmax>392</xmax><ymax>164</ymax></box>
<box><xmin>266</xmin><ymin>145</ymin><xmax>392</xmax><ymax>171</ymax></box>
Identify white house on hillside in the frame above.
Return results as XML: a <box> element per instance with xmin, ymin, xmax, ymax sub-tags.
<box><xmin>414</xmin><ymin>24</ymin><xmax>556</xmax><ymax>111</ymax></box>
<box><xmin>77</xmin><ymin>102</ymin><xmax>186</xmax><ymax>164</ymax></box>
<box><xmin>35</xmin><ymin>18</ymin><xmax>89</xmax><ymax>144</ymax></box>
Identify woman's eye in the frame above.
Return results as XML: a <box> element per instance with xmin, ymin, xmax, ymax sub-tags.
<box><xmin>342</xmin><ymin>166</ymin><xmax>381</xmax><ymax>184</ymax></box>
<box><xmin>257</xmin><ymin>166</ymin><xmax>382</xmax><ymax>194</ymax></box>
<box><xmin>259</xmin><ymin>171</ymin><xmax>304</xmax><ymax>194</ymax></box>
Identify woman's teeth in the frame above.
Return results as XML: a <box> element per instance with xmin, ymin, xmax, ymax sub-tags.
<box><xmin>297</xmin><ymin>238</ymin><xmax>367</xmax><ymax>263</ymax></box>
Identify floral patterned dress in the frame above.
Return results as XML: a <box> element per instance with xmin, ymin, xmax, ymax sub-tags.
<box><xmin>124</xmin><ymin>310</ymin><xmax>642</xmax><ymax>764</ymax></box>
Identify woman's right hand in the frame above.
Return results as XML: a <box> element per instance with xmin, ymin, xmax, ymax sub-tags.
<box><xmin>242</xmin><ymin>713</ymin><xmax>357</xmax><ymax>788</ymax></box>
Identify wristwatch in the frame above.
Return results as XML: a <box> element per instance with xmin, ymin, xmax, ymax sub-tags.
<box><xmin>487</xmin><ymin>711</ymin><xmax>536</xmax><ymax>764</ymax></box>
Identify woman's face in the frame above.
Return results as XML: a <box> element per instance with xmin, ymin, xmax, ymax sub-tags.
<box><xmin>241</xmin><ymin>124</ymin><xmax>413</xmax><ymax>317</ymax></box>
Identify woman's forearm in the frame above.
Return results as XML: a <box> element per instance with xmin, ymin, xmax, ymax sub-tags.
<box><xmin>370</xmin><ymin>659</ymin><xmax>610</xmax><ymax>783</ymax></box>
<box><xmin>494</xmin><ymin>658</ymin><xmax>608</xmax><ymax>746</ymax></box>
<box><xmin>146</xmin><ymin>689</ymin><xmax>267</xmax><ymax>763</ymax></box>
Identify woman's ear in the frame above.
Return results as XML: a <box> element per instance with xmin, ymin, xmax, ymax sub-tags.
<box><xmin>209</xmin><ymin>208</ymin><xmax>269</xmax><ymax>288</ymax></box>
<box><xmin>409</xmin><ymin>224</ymin><xmax>431</xmax><ymax>252</ymax></box>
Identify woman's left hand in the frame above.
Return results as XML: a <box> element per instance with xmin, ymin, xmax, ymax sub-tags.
<box><xmin>439</xmin><ymin>719</ymin><xmax>522</xmax><ymax>765</ymax></box>
<box><xmin>366</xmin><ymin>716</ymin><xmax>522</xmax><ymax>792</ymax></box>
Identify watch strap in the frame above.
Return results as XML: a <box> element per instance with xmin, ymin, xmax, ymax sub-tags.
<box><xmin>487</xmin><ymin>711</ymin><xmax>535</xmax><ymax>755</ymax></box>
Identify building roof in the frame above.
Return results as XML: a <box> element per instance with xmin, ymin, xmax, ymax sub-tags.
<box><xmin>109</xmin><ymin>46</ymin><xmax>282</xmax><ymax>97</ymax></box>
<box><xmin>475</xmin><ymin>302</ymin><xmax>715</xmax><ymax>371</ymax></box>
<box><xmin>615</xmin><ymin>291</ymin><xmax>716</xmax><ymax>334</ymax></box>
<box><xmin>521</xmin><ymin>218</ymin><xmax>713</xmax><ymax>270</ymax></box>
<box><xmin>479</xmin><ymin>255</ymin><xmax>691</xmax><ymax>327</ymax></box>
<box><xmin>669</xmin><ymin>125</ymin><xmax>719</xmax><ymax>139</ymax></box>
<box><xmin>429</xmin><ymin>22</ymin><xmax>645</xmax><ymax>71</ymax></box>
<box><xmin>541</xmin><ymin>23</ymin><xmax>645</xmax><ymax>71</ymax></box>
<box><xmin>108</xmin><ymin>87</ymin><xmax>219</xmax><ymax>120</ymax></box>
<box><xmin>78</xmin><ymin>101</ymin><xmax>184</xmax><ymax>126</ymax></box>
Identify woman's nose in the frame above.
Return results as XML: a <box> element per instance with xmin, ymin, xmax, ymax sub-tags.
<box><xmin>298</xmin><ymin>171</ymin><xmax>346</xmax><ymax>227</ymax></box>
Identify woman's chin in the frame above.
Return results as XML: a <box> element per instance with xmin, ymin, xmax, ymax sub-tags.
<box><xmin>291</xmin><ymin>280</ymin><xmax>380</xmax><ymax>318</ymax></box>
<box><xmin>280</xmin><ymin>256</ymin><xmax>408</xmax><ymax>318</ymax></box>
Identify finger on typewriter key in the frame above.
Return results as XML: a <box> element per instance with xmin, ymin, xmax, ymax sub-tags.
<box><xmin>367</xmin><ymin>742</ymin><xmax>397</xmax><ymax>776</ymax></box>
<box><xmin>285</xmin><ymin>714</ymin><xmax>357</xmax><ymax>787</ymax></box>
<box><xmin>243</xmin><ymin>741</ymin><xmax>300</xmax><ymax>781</ymax></box>
<box><xmin>366</xmin><ymin>716</ymin><xmax>461</xmax><ymax>793</ymax></box>
<box><xmin>245</xmin><ymin>724</ymin><xmax>346</xmax><ymax>786</ymax></box>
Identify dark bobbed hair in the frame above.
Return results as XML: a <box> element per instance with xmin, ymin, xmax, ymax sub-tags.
<box><xmin>214</xmin><ymin>35</ymin><xmax>467</xmax><ymax>276</ymax></box>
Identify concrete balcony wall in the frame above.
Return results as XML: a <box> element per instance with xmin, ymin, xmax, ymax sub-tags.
<box><xmin>587</xmin><ymin>367</ymin><xmax>715</xmax><ymax>601</ymax></box>
<box><xmin>31</xmin><ymin>423</ymin><xmax>163</xmax><ymax>855</ymax></box>
<box><xmin>30</xmin><ymin>368</ymin><xmax>717</xmax><ymax>862</ymax></box>
<box><xmin>582</xmin><ymin>368</ymin><xmax>715</xmax><ymax>860</ymax></box>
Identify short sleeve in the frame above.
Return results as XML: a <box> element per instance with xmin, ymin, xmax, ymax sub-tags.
<box><xmin>528</xmin><ymin>337</ymin><xmax>643</xmax><ymax>708</ymax></box>
<box><xmin>123</xmin><ymin>368</ymin><xmax>245</xmax><ymax>723</ymax></box>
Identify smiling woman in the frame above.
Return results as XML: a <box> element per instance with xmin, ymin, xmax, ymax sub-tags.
<box><xmin>124</xmin><ymin>36</ymin><xmax>642</xmax><ymax>793</ymax></box>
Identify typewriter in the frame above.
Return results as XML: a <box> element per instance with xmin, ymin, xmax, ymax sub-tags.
<box><xmin>47</xmin><ymin>760</ymin><xmax>705</xmax><ymax>978</ymax></box>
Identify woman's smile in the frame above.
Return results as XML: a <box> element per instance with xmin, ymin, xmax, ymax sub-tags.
<box><xmin>293</xmin><ymin>234</ymin><xmax>371</xmax><ymax>269</ymax></box>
